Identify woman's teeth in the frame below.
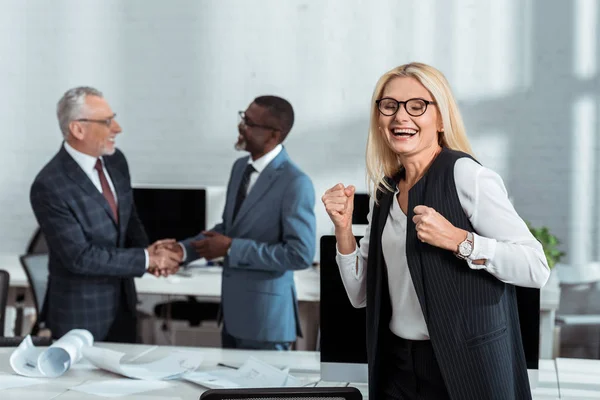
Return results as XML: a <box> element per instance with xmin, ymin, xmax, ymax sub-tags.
<box><xmin>392</xmin><ymin>128</ymin><xmax>417</xmax><ymax>137</ymax></box>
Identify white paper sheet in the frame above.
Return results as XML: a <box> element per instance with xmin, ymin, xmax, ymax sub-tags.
<box><xmin>0</xmin><ymin>373</ymin><xmax>46</xmax><ymax>390</ymax></box>
<box><xmin>82</xmin><ymin>347</ymin><xmax>202</xmax><ymax>380</ymax></box>
<box><xmin>70</xmin><ymin>379</ymin><xmax>172</xmax><ymax>398</ymax></box>
<box><xmin>185</xmin><ymin>357</ymin><xmax>302</xmax><ymax>389</ymax></box>
<box><xmin>10</xmin><ymin>329</ymin><xmax>93</xmax><ymax>378</ymax></box>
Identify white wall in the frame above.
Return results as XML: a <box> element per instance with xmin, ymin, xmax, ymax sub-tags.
<box><xmin>0</xmin><ymin>0</ymin><xmax>599</xmax><ymax>265</ymax></box>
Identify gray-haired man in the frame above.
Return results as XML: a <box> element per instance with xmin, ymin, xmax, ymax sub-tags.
<box><xmin>30</xmin><ymin>87</ymin><xmax>179</xmax><ymax>342</ymax></box>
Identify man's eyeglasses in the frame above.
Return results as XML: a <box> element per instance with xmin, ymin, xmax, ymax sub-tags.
<box><xmin>375</xmin><ymin>98</ymin><xmax>436</xmax><ymax>117</ymax></box>
<box><xmin>238</xmin><ymin>111</ymin><xmax>279</xmax><ymax>131</ymax></box>
<box><xmin>75</xmin><ymin>113</ymin><xmax>117</xmax><ymax>128</ymax></box>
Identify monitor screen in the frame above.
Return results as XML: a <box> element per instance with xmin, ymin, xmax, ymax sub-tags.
<box><xmin>319</xmin><ymin>235</ymin><xmax>540</xmax><ymax>387</ymax></box>
<box><xmin>352</xmin><ymin>193</ymin><xmax>370</xmax><ymax>225</ymax></box>
<box><xmin>133</xmin><ymin>187</ymin><xmax>206</xmax><ymax>242</ymax></box>
<box><xmin>319</xmin><ymin>235</ymin><xmax>368</xmax><ymax>383</ymax></box>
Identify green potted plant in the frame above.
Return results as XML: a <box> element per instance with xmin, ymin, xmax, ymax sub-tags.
<box><xmin>527</xmin><ymin>223</ymin><xmax>565</xmax><ymax>270</ymax></box>
<box><xmin>527</xmin><ymin>223</ymin><xmax>564</xmax><ymax>359</ymax></box>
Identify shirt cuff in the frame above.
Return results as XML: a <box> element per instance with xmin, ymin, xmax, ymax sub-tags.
<box><xmin>144</xmin><ymin>249</ymin><xmax>149</xmax><ymax>270</ymax></box>
<box><xmin>335</xmin><ymin>244</ymin><xmax>362</xmax><ymax>279</ymax></box>
<box><xmin>466</xmin><ymin>232</ymin><xmax>497</xmax><ymax>270</ymax></box>
<box><xmin>178</xmin><ymin>243</ymin><xmax>187</xmax><ymax>262</ymax></box>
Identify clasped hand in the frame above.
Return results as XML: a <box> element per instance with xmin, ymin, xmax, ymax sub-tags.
<box><xmin>191</xmin><ymin>231</ymin><xmax>232</xmax><ymax>260</ymax></box>
<box><xmin>146</xmin><ymin>239</ymin><xmax>184</xmax><ymax>277</ymax></box>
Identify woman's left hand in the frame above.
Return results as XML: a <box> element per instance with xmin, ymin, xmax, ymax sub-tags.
<box><xmin>413</xmin><ymin>205</ymin><xmax>466</xmax><ymax>251</ymax></box>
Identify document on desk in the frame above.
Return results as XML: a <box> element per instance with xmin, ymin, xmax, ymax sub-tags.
<box><xmin>9</xmin><ymin>329</ymin><xmax>94</xmax><ymax>378</ymax></box>
<box><xmin>82</xmin><ymin>346</ymin><xmax>203</xmax><ymax>380</ymax></box>
<box><xmin>185</xmin><ymin>357</ymin><xmax>302</xmax><ymax>389</ymax></box>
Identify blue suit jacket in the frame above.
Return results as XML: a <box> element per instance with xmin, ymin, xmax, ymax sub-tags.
<box><xmin>30</xmin><ymin>145</ymin><xmax>149</xmax><ymax>340</ymax></box>
<box><xmin>181</xmin><ymin>148</ymin><xmax>316</xmax><ymax>343</ymax></box>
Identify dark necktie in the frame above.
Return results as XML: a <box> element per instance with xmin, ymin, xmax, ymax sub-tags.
<box><xmin>232</xmin><ymin>164</ymin><xmax>256</xmax><ymax>221</ymax></box>
<box><xmin>94</xmin><ymin>159</ymin><xmax>119</xmax><ymax>223</ymax></box>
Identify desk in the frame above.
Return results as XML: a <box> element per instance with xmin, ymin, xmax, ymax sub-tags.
<box><xmin>0</xmin><ymin>254</ymin><xmax>320</xmax><ymax>301</ymax></box>
<box><xmin>1</xmin><ymin>343</ymin><xmax>597</xmax><ymax>399</ymax></box>
<box><xmin>0</xmin><ymin>254</ymin><xmax>320</xmax><ymax>346</ymax></box>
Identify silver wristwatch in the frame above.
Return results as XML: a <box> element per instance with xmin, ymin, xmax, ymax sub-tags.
<box><xmin>455</xmin><ymin>232</ymin><xmax>474</xmax><ymax>260</ymax></box>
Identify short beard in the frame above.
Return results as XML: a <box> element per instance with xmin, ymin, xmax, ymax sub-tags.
<box><xmin>102</xmin><ymin>145</ymin><xmax>117</xmax><ymax>156</ymax></box>
<box><xmin>234</xmin><ymin>140</ymin><xmax>246</xmax><ymax>151</ymax></box>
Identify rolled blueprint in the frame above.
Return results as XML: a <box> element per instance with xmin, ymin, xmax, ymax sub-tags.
<box><xmin>10</xmin><ymin>329</ymin><xmax>94</xmax><ymax>378</ymax></box>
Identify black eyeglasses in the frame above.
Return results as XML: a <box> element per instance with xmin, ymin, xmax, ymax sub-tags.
<box><xmin>75</xmin><ymin>113</ymin><xmax>117</xmax><ymax>128</ymax></box>
<box><xmin>238</xmin><ymin>111</ymin><xmax>279</xmax><ymax>131</ymax></box>
<box><xmin>375</xmin><ymin>98</ymin><xmax>436</xmax><ymax>117</ymax></box>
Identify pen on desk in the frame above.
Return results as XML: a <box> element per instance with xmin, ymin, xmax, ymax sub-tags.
<box><xmin>217</xmin><ymin>362</ymin><xmax>238</xmax><ymax>369</ymax></box>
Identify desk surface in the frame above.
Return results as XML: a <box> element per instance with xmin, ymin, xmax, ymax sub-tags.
<box><xmin>0</xmin><ymin>343</ymin><xmax>598</xmax><ymax>399</ymax></box>
<box><xmin>0</xmin><ymin>253</ymin><xmax>320</xmax><ymax>302</ymax></box>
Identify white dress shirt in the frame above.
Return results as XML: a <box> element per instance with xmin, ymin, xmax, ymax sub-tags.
<box><xmin>63</xmin><ymin>142</ymin><xmax>149</xmax><ymax>269</ymax></box>
<box><xmin>245</xmin><ymin>144</ymin><xmax>283</xmax><ymax>195</ymax></box>
<box><xmin>179</xmin><ymin>144</ymin><xmax>284</xmax><ymax>262</ymax></box>
<box><xmin>63</xmin><ymin>142</ymin><xmax>118</xmax><ymax>203</ymax></box>
<box><xmin>336</xmin><ymin>157</ymin><xmax>550</xmax><ymax>340</ymax></box>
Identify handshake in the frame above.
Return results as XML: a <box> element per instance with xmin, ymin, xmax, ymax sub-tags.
<box><xmin>145</xmin><ymin>239</ymin><xmax>184</xmax><ymax>277</ymax></box>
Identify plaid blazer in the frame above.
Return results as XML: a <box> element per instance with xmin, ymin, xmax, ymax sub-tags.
<box><xmin>30</xmin><ymin>145</ymin><xmax>148</xmax><ymax>340</ymax></box>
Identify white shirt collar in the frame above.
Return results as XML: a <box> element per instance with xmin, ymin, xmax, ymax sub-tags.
<box><xmin>63</xmin><ymin>141</ymin><xmax>102</xmax><ymax>174</ymax></box>
<box><xmin>248</xmin><ymin>144</ymin><xmax>283</xmax><ymax>173</ymax></box>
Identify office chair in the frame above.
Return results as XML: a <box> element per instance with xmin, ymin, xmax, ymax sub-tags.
<box><xmin>0</xmin><ymin>270</ymin><xmax>9</xmax><ymax>337</ymax></box>
<box><xmin>26</xmin><ymin>227</ymin><xmax>48</xmax><ymax>254</ymax></box>
<box><xmin>19</xmin><ymin>253</ymin><xmax>49</xmax><ymax>335</ymax></box>
<box><xmin>199</xmin><ymin>387</ymin><xmax>362</xmax><ymax>400</ymax></box>
<box><xmin>0</xmin><ymin>269</ymin><xmax>51</xmax><ymax>346</ymax></box>
<box><xmin>555</xmin><ymin>264</ymin><xmax>600</xmax><ymax>359</ymax></box>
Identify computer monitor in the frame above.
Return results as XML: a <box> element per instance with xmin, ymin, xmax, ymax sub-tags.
<box><xmin>133</xmin><ymin>186</ymin><xmax>206</xmax><ymax>242</ymax></box>
<box><xmin>351</xmin><ymin>193</ymin><xmax>370</xmax><ymax>225</ymax></box>
<box><xmin>319</xmin><ymin>235</ymin><xmax>367</xmax><ymax>383</ymax></box>
<box><xmin>319</xmin><ymin>235</ymin><xmax>540</xmax><ymax>388</ymax></box>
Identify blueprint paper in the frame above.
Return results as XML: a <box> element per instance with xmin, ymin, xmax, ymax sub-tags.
<box><xmin>10</xmin><ymin>329</ymin><xmax>93</xmax><ymax>378</ymax></box>
<box><xmin>185</xmin><ymin>357</ymin><xmax>302</xmax><ymax>389</ymax></box>
<box><xmin>82</xmin><ymin>346</ymin><xmax>202</xmax><ymax>380</ymax></box>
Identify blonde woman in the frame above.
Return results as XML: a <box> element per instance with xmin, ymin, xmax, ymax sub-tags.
<box><xmin>322</xmin><ymin>63</ymin><xmax>549</xmax><ymax>400</ymax></box>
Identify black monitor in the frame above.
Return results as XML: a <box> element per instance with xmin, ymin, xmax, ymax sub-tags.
<box><xmin>515</xmin><ymin>286</ymin><xmax>541</xmax><ymax>370</ymax></box>
<box><xmin>133</xmin><ymin>187</ymin><xmax>206</xmax><ymax>242</ymax></box>
<box><xmin>319</xmin><ymin>235</ymin><xmax>367</xmax><ymax>383</ymax></box>
<box><xmin>352</xmin><ymin>193</ymin><xmax>370</xmax><ymax>225</ymax></box>
<box><xmin>319</xmin><ymin>235</ymin><xmax>540</xmax><ymax>387</ymax></box>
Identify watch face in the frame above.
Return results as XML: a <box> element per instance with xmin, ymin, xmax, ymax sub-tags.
<box><xmin>459</xmin><ymin>241</ymin><xmax>473</xmax><ymax>256</ymax></box>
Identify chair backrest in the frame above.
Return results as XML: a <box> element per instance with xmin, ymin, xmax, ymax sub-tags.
<box><xmin>19</xmin><ymin>253</ymin><xmax>49</xmax><ymax>320</ymax></box>
<box><xmin>26</xmin><ymin>227</ymin><xmax>48</xmax><ymax>254</ymax></box>
<box><xmin>199</xmin><ymin>387</ymin><xmax>362</xmax><ymax>400</ymax></box>
<box><xmin>0</xmin><ymin>270</ymin><xmax>9</xmax><ymax>337</ymax></box>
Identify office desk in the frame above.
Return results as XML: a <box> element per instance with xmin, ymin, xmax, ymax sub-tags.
<box><xmin>136</xmin><ymin>264</ymin><xmax>320</xmax><ymax>302</ymax></box>
<box><xmin>0</xmin><ymin>343</ymin><xmax>325</xmax><ymax>400</ymax></box>
<box><xmin>0</xmin><ymin>254</ymin><xmax>319</xmax><ymax>302</ymax></box>
<box><xmin>0</xmin><ymin>254</ymin><xmax>319</xmax><ymax>342</ymax></box>
<box><xmin>0</xmin><ymin>343</ymin><xmax>597</xmax><ymax>399</ymax></box>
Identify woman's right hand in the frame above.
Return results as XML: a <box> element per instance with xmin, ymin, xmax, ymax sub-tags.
<box><xmin>321</xmin><ymin>183</ymin><xmax>355</xmax><ymax>230</ymax></box>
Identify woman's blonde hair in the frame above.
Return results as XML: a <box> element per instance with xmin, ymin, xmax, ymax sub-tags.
<box><xmin>365</xmin><ymin>62</ymin><xmax>474</xmax><ymax>198</ymax></box>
